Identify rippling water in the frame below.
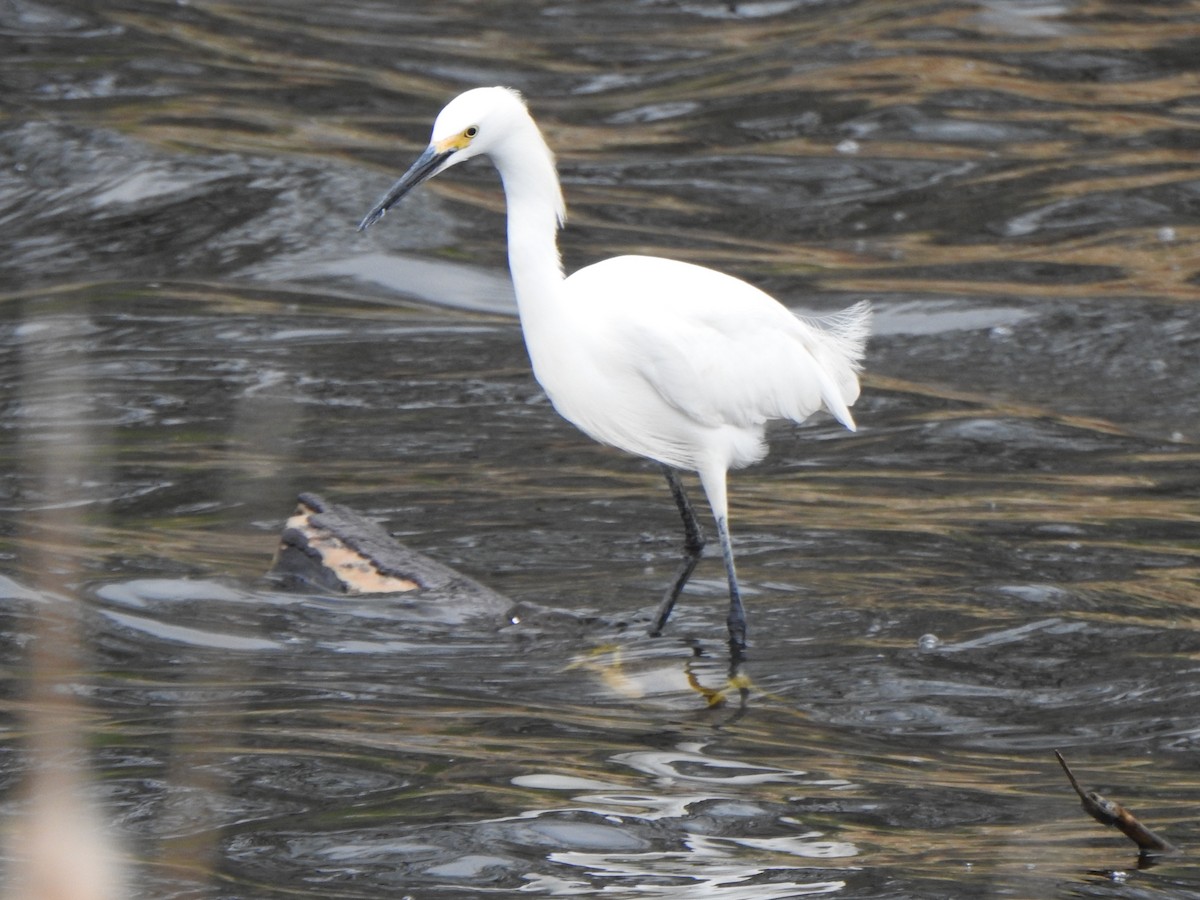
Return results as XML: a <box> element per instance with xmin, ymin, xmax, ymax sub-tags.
<box><xmin>2</xmin><ymin>1</ymin><xmax>1199</xmax><ymax>897</ymax></box>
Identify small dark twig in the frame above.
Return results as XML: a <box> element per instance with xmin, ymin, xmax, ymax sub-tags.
<box><xmin>1055</xmin><ymin>750</ymin><xmax>1180</xmax><ymax>857</ymax></box>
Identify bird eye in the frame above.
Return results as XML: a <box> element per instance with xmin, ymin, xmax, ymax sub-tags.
<box><xmin>465</xmin><ymin>126</ymin><xmax>479</xmax><ymax>138</ymax></box>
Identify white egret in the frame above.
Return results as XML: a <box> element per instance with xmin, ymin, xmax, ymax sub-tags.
<box><xmin>359</xmin><ymin>87</ymin><xmax>870</xmax><ymax>652</ymax></box>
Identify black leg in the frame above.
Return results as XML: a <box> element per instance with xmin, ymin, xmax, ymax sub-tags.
<box><xmin>648</xmin><ymin>466</ymin><xmax>706</xmax><ymax>636</ymax></box>
<box><xmin>713</xmin><ymin>513</ymin><xmax>747</xmax><ymax>653</ymax></box>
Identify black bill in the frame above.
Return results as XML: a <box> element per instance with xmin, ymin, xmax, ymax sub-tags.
<box><xmin>358</xmin><ymin>144</ymin><xmax>452</xmax><ymax>232</ymax></box>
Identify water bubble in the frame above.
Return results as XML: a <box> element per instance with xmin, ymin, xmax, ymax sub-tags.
<box><xmin>1157</xmin><ymin>226</ymin><xmax>1176</xmax><ymax>242</ymax></box>
<box><xmin>836</xmin><ymin>138</ymin><xmax>860</xmax><ymax>155</ymax></box>
<box><xmin>917</xmin><ymin>633</ymin><xmax>941</xmax><ymax>651</ymax></box>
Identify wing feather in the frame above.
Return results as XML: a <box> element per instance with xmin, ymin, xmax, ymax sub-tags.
<box><xmin>568</xmin><ymin>256</ymin><xmax>869</xmax><ymax>433</ymax></box>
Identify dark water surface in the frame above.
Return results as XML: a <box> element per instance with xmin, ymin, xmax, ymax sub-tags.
<box><xmin>2</xmin><ymin>1</ymin><xmax>1199</xmax><ymax>897</ymax></box>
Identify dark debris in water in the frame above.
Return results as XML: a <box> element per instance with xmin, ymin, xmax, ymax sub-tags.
<box><xmin>1056</xmin><ymin>750</ymin><xmax>1181</xmax><ymax>861</ymax></box>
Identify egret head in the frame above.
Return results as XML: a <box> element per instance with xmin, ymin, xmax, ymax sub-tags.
<box><xmin>358</xmin><ymin>86</ymin><xmax>533</xmax><ymax>231</ymax></box>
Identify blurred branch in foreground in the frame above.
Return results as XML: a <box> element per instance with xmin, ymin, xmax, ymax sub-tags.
<box><xmin>5</xmin><ymin>312</ymin><xmax>125</xmax><ymax>900</ymax></box>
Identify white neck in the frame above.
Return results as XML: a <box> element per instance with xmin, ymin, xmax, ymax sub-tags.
<box><xmin>489</xmin><ymin>118</ymin><xmax>567</xmax><ymax>325</ymax></box>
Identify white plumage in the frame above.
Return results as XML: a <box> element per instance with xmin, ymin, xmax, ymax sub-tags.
<box><xmin>360</xmin><ymin>86</ymin><xmax>870</xmax><ymax>652</ymax></box>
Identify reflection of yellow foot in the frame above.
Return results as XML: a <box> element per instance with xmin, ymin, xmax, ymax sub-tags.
<box><xmin>687</xmin><ymin>666</ymin><xmax>756</xmax><ymax>708</ymax></box>
<box><xmin>565</xmin><ymin>643</ymin><xmax>761</xmax><ymax>708</ymax></box>
<box><xmin>685</xmin><ymin>671</ymin><xmax>724</xmax><ymax>707</ymax></box>
<box><xmin>565</xmin><ymin>644</ymin><xmax>645</xmax><ymax>699</ymax></box>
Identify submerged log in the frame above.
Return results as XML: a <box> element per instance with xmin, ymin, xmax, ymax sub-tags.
<box><xmin>270</xmin><ymin>492</ymin><xmax>508</xmax><ymax>607</ymax></box>
<box><xmin>1055</xmin><ymin>750</ymin><xmax>1180</xmax><ymax>859</ymax></box>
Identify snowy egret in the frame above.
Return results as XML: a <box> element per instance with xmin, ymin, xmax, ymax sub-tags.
<box><xmin>359</xmin><ymin>87</ymin><xmax>870</xmax><ymax>652</ymax></box>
